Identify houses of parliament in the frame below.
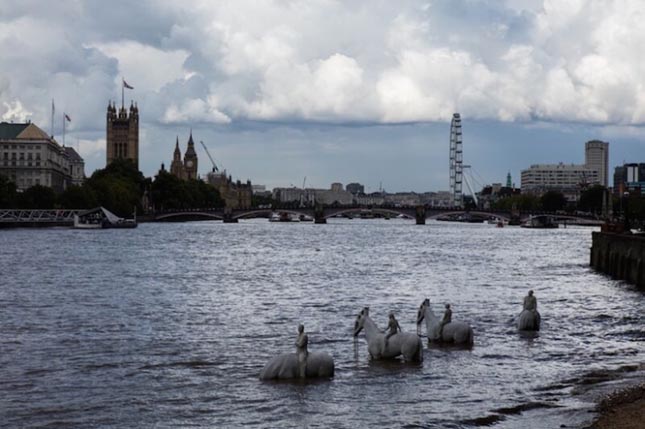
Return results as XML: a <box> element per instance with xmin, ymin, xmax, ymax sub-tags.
<box><xmin>106</xmin><ymin>99</ymin><xmax>252</xmax><ymax>209</ymax></box>
<box><xmin>170</xmin><ymin>132</ymin><xmax>198</xmax><ymax>180</ymax></box>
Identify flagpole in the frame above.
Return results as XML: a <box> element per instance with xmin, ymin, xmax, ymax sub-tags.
<box><xmin>121</xmin><ymin>78</ymin><xmax>124</xmax><ymax>109</ymax></box>
<box><xmin>50</xmin><ymin>99</ymin><xmax>55</xmax><ymax>138</ymax></box>
<box><xmin>62</xmin><ymin>112</ymin><xmax>66</xmax><ymax>147</ymax></box>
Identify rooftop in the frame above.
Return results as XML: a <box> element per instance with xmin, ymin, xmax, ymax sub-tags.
<box><xmin>0</xmin><ymin>122</ymin><xmax>51</xmax><ymax>141</ymax></box>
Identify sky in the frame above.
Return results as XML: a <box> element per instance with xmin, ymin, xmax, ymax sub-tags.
<box><xmin>2</xmin><ymin>0</ymin><xmax>645</xmax><ymax>192</ymax></box>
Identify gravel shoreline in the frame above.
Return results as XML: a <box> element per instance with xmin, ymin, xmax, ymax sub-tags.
<box><xmin>587</xmin><ymin>382</ymin><xmax>645</xmax><ymax>429</ymax></box>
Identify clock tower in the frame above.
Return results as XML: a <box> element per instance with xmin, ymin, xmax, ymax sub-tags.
<box><xmin>183</xmin><ymin>131</ymin><xmax>198</xmax><ymax>180</ymax></box>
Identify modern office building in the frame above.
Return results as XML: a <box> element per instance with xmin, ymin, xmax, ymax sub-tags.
<box><xmin>0</xmin><ymin>121</ymin><xmax>83</xmax><ymax>192</ymax></box>
<box><xmin>613</xmin><ymin>163</ymin><xmax>645</xmax><ymax>196</ymax></box>
<box><xmin>585</xmin><ymin>140</ymin><xmax>609</xmax><ymax>187</ymax></box>
<box><xmin>106</xmin><ymin>101</ymin><xmax>139</xmax><ymax>168</ymax></box>
<box><xmin>521</xmin><ymin>163</ymin><xmax>599</xmax><ymax>202</ymax></box>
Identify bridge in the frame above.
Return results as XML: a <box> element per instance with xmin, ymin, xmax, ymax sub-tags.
<box><xmin>146</xmin><ymin>205</ymin><xmax>603</xmax><ymax>225</ymax></box>
<box><xmin>0</xmin><ymin>209</ymin><xmax>83</xmax><ymax>227</ymax></box>
<box><xmin>0</xmin><ymin>206</ymin><xmax>602</xmax><ymax>227</ymax></box>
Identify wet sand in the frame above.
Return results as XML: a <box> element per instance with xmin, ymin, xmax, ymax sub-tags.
<box><xmin>589</xmin><ymin>383</ymin><xmax>645</xmax><ymax>429</ymax></box>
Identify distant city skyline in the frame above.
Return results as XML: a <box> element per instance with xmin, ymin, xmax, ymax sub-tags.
<box><xmin>2</xmin><ymin>1</ymin><xmax>645</xmax><ymax>192</ymax></box>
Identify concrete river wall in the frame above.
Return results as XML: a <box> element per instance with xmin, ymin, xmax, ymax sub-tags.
<box><xmin>591</xmin><ymin>231</ymin><xmax>645</xmax><ymax>290</ymax></box>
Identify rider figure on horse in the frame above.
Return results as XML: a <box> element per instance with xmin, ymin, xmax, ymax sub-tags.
<box><xmin>384</xmin><ymin>313</ymin><xmax>401</xmax><ymax>350</ymax></box>
<box><xmin>296</xmin><ymin>324</ymin><xmax>308</xmax><ymax>378</ymax></box>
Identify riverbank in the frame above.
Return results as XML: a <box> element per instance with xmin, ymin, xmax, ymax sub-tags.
<box><xmin>587</xmin><ymin>382</ymin><xmax>645</xmax><ymax>429</ymax></box>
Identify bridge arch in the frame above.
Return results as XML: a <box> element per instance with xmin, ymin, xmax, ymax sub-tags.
<box><xmin>155</xmin><ymin>212</ymin><xmax>224</xmax><ymax>221</ymax></box>
<box><xmin>322</xmin><ymin>207</ymin><xmax>416</xmax><ymax>220</ymax></box>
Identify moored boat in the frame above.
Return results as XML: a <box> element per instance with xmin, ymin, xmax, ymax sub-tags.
<box><xmin>74</xmin><ymin>207</ymin><xmax>137</xmax><ymax>229</ymax></box>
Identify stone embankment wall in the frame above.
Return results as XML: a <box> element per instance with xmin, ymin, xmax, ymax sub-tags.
<box><xmin>591</xmin><ymin>232</ymin><xmax>645</xmax><ymax>290</ymax></box>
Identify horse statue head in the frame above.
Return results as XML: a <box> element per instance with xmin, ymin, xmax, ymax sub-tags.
<box><xmin>416</xmin><ymin>298</ymin><xmax>430</xmax><ymax>325</ymax></box>
<box><xmin>353</xmin><ymin>307</ymin><xmax>370</xmax><ymax>337</ymax></box>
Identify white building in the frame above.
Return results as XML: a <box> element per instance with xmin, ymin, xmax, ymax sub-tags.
<box><xmin>0</xmin><ymin>121</ymin><xmax>83</xmax><ymax>192</ymax></box>
<box><xmin>420</xmin><ymin>191</ymin><xmax>452</xmax><ymax>207</ymax></box>
<box><xmin>521</xmin><ymin>163</ymin><xmax>599</xmax><ymax>201</ymax></box>
<box><xmin>585</xmin><ymin>140</ymin><xmax>609</xmax><ymax>187</ymax></box>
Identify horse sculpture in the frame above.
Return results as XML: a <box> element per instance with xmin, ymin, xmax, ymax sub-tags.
<box><xmin>259</xmin><ymin>325</ymin><xmax>334</xmax><ymax>380</ymax></box>
<box><xmin>416</xmin><ymin>299</ymin><xmax>474</xmax><ymax>345</ymax></box>
<box><xmin>353</xmin><ymin>307</ymin><xmax>423</xmax><ymax>362</ymax></box>
<box><xmin>517</xmin><ymin>309</ymin><xmax>540</xmax><ymax>331</ymax></box>
<box><xmin>259</xmin><ymin>351</ymin><xmax>335</xmax><ymax>380</ymax></box>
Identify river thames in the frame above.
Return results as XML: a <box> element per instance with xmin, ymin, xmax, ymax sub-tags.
<box><xmin>1</xmin><ymin>219</ymin><xmax>643</xmax><ymax>428</ymax></box>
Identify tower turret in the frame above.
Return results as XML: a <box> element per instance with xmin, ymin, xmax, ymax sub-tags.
<box><xmin>170</xmin><ymin>136</ymin><xmax>185</xmax><ymax>179</ymax></box>
<box><xmin>183</xmin><ymin>130</ymin><xmax>198</xmax><ymax>180</ymax></box>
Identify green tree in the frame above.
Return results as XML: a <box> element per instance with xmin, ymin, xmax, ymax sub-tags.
<box><xmin>58</xmin><ymin>185</ymin><xmax>98</xmax><ymax>209</ymax></box>
<box><xmin>252</xmin><ymin>193</ymin><xmax>275</xmax><ymax>207</ymax></box>
<box><xmin>540</xmin><ymin>191</ymin><xmax>567</xmax><ymax>211</ymax></box>
<box><xmin>578</xmin><ymin>185</ymin><xmax>606</xmax><ymax>214</ymax></box>
<box><xmin>149</xmin><ymin>171</ymin><xmax>223</xmax><ymax>210</ymax></box>
<box><xmin>492</xmin><ymin>194</ymin><xmax>540</xmax><ymax>211</ymax></box>
<box><xmin>84</xmin><ymin>159</ymin><xmax>146</xmax><ymax>216</ymax></box>
<box><xmin>17</xmin><ymin>185</ymin><xmax>57</xmax><ymax>209</ymax></box>
<box><xmin>0</xmin><ymin>175</ymin><xmax>17</xmax><ymax>208</ymax></box>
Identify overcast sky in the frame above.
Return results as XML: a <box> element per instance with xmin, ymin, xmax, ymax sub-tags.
<box><xmin>2</xmin><ymin>0</ymin><xmax>645</xmax><ymax>192</ymax></box>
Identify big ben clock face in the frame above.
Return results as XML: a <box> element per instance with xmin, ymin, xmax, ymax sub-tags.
<box><xmin>186</xmin><ymin>160</ymin><xmax>193</xmax><ymax>167</ymax></box>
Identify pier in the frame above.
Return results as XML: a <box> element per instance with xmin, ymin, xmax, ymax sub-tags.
<box><xmin>591</xmin><ymin>231</ymin><xmax>645</xmax><ymax>290</ymax></box>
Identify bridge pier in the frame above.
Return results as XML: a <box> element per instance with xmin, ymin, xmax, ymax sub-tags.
<box><xmin>314</xmin><ymin>205</ymin><xmax>326</xmax><ymax>224</ymax></box>
<box><xmin>223</xmin><ymin>208</ymin><xmax>238</xmax><ymax>223</ymax></box>
<box><xmin>415</xmin><ymin>206</ymin><xmax>426</xmax><ymax>225</ymax></box>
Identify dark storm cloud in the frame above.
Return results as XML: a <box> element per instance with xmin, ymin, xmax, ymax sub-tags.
<box><xmin>2</xmin><ymin>0</ymin><xmax>645</xmax><ymax>189</ymax></box>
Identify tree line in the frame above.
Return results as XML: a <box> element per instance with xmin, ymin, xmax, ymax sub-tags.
<box><xmin>489</xmin><ymin>186</ymin><xmax>645</xmax><ymax>221</ymax></box>
<box><xmin>0</xmin><ymin>159</ymin><xmax>224</xmax><ymax>216</ymax></box>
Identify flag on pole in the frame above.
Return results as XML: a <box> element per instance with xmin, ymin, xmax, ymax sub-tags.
<box><xmin>123</xmin><ymin>79</ymin><xmax>134</xmax><ymax>89</ymax></box>
<box><xmin>52</xmin><ymin>99</ymin><xmax>55</xmax><ymax>114</ymax></box>
<box><xmin>64</xmin><ymin>113</ymin><xmax>71</xmax><ymax>122</ymax></box>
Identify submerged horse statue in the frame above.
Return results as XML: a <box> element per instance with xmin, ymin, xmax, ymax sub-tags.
<box><xmin>416</xmin><ymin>299</ymin><xmax>474</xmax><ymax>345</ymax></box>
<box><xmin>517</xmin><ymin>309</ymin><xmax>540</xmax><ymax>331</ymax></box>
<box><xmin>353</xmin><ymin>307</ymin><xmax>423</xmax><ymax>362</ymax></box>
<box><xmin>517</xmin><ymin>290</ymin><xmax>541</xmax><ymax>331</ymax></box>
<box><xmin>259</xmin><ymin>325</ymin><xmax>334</xmax><ymax>380</ymax></box>
<box><xmin>259</xmin><ymin>352</ymin><xmax>335</xmax><ymax>380</ymax></box>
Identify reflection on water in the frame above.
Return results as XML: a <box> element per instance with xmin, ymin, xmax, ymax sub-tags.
<box><xmin>0</xmin><ymin>220</ymin><xmax>643</xmax><ymax>427</ymax></box>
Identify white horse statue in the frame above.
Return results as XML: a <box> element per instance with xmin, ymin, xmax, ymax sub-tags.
<box><xmin>259</xmin><ymin>351</ymin><xmax>335</xmax><ymax>380</ymax></box>
<box><xmin>416</xmin><ymin>299</ymin><xmax>474</xmax><ymax>345</ymax></box>
<box><xmin>517</xmin><ymin>309</ymin><xmax>541</xmax><ymax>331</ymax></box>
<box><xmin>352</xmin><ymin>307</ymin><xmax>423</xmax><ymax>362</ymax></box>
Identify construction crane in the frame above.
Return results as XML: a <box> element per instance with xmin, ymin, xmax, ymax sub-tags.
<box><xmin>199</xmin><ymin>141</ymin><xmax>219</xmax><ymax>173</ymax></box>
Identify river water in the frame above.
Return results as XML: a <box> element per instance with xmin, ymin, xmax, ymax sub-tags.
<box><xmin>1</xmin><ymin>219</ymin><xmax>643</xmax><ymax>428</ymax></box>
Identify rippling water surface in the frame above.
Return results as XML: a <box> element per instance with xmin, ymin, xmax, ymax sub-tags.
<box><xmin>1</xmin><ymin>220</ymin><xmax>643</xmax><ymax>428</ymax></box>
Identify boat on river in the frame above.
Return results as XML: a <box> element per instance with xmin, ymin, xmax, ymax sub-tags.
<box><xmin>269</xmin><ymin>212</ymin><xmax>300</xmax><ymax>222</ymax></box>
<box><xmin>73</xmin><ymin>207</ymin><xmax>137</xmax><ymax>229</ymax></box>
<box><xmin>521</xmin><ymin>215</ymin><xmax>558</xmax><ymax>229</ymax></box>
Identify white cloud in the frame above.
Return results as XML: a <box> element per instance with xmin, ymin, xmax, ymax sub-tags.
<box><xmin>5</xmin><ymin>0</ymin><xmax>645</xmax><ymax>129</ymax></box>
<box><xmin>91</xmin><ymin>41</ymin><xmax>190</xmax><ymax>93</ymax></box>
<box><xmin>162</xmin><ymin>97</ymin><xmax>231</xmax><ymax>124</ymax></box>
<box><xmin>1</xmin><ymin>100</ymin><xmax>32</xmax><ymax>122</ymax></box>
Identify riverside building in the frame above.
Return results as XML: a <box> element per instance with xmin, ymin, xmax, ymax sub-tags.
<box><xmin>521</xmin><ymin>163</ymin><xmax>599</xmax><ymax>202</ymax></box>
<box><xmin>0</xmin><ymin>121</ymin><xmax>84</xmax><ymax>192</ymax></box>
